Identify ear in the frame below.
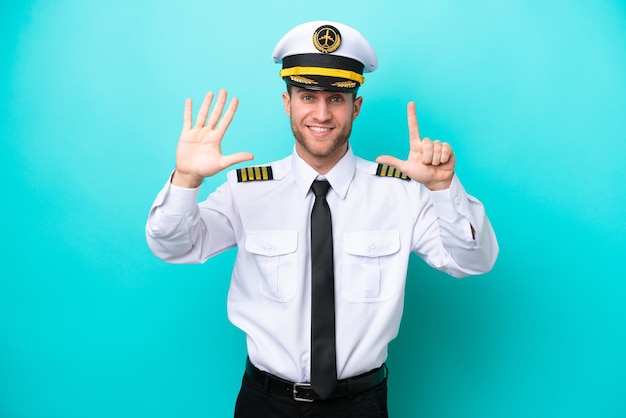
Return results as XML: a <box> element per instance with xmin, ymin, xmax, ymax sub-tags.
<box><xmin>352</xmin><ymin>96</ymin><xmax>363</xmax><ymax>120</ymax></box>
<box><xmin>282</xmin><ymin>92</ymin><xmax>291</xmax><ymax>117</ymax></box>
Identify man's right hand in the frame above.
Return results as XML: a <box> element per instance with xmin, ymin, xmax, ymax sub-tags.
<box><xmin>172</xmin><ymin>90</ymin><xmax>254</xmax><ymax>188</ymax></box>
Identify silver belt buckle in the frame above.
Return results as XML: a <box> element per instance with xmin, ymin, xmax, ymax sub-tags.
<box><xmin>293</xmin><ymin>383</ymin><xmax>314</xmax><ymax>402</ymax></box>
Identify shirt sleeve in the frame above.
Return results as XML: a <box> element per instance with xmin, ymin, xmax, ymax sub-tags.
<box><xmin>414</xmin><ymin>174</ymin><xmax>499</xmax><ymax>277</ymax></box>
<box><xmin>145</xmin><ymin>174</ymin><xmax>237</xmax><ymax>264</ymax></box>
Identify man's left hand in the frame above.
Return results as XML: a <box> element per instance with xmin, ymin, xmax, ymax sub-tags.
<box><xmin>376</xmin><ymin>102</ymin><xmax>455</xmax><ymax>191</ymax></box>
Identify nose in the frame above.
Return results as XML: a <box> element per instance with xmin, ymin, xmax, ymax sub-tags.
<box><xmin>313</xmin><ymin>100</ymin><xmax>331</xmax><ymax>122</ymax></box>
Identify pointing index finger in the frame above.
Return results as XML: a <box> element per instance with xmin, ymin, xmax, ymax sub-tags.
<box><xmin>407</xmin><ymin>101</ymin><xmax>421</xmax><ymax>141</ymax></box>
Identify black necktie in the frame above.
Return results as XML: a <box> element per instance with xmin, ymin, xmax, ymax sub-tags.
<box><xmin>310</xmin><ymin>180</ymin><xmax>337</xmax><ymax>399</ymax></box>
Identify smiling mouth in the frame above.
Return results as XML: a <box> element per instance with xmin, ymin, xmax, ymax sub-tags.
<box><xmin>308</xmin><ymin>126</ymin><xmax>333</xmax><ymax>134</ymax></box>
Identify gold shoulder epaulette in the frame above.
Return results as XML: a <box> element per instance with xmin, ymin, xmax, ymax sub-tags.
<box><xmin>375</xmin><ymin>164</ymin><xmax>410</xmax><ymax>180</ymax></box>
<box><xmin>236</xmin><ymin>166</ymin><xmax>274</xmax><ymax>182</ymax></box>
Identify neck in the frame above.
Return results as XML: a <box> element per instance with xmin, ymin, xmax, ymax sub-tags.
<box><xmin>295</xmin><ymin>143</ymin><xmax>349</xmax><ymax>175</ymax></box>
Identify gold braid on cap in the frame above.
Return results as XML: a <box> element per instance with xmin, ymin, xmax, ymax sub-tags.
<box><xmin>280</xmin><ymin>66</ymin><xmax>365</xmax><ymax>85</ymax></box>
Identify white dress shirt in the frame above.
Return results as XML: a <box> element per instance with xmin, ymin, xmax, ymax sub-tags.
<box><xmin>146</xmin><ymin>146</ymin><xmax>498</xmax><ymax>382</ymax></box>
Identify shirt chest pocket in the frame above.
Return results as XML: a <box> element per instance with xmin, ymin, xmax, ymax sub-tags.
<box><xmin>245</xmin><ymin>231</ymin><xmax>298</xmax><ymax>302</ymax></box>
<box><xmin>342</xmin><ymin>231</ymin><xmax>401</xmax><ymax>302</ymax></box>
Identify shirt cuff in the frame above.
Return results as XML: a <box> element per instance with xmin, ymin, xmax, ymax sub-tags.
<box><xmin>427</xmin><ymin>174</ymin><xmax>469</xmax><ymax>219</ymax></box>
<box><xmin>158</xmin><ymin>181</ymin><xmax>202</xmax><ymax>215</ymax></box>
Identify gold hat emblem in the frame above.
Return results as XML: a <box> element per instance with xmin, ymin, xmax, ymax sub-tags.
<box><xmin>313</xmin><ymin>25</ymin><xmax>341</xmax><ymax>53</ymax></box>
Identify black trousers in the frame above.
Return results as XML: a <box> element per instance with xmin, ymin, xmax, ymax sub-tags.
<box><xmin>234</xmin><ymin>373</ymin><xmax>389</xmax><ymax>418</ymax></box>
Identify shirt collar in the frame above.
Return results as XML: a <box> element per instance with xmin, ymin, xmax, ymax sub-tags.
<box><xmin>291</xmin><ymin>145</ymin><xmax>356</xmax><ymax>199</ymax></box>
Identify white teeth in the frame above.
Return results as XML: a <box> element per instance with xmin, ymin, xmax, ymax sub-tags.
<box><xmin>309</xmin><ymin>126</ymin><xmax>331</xmax><ymax>133</ymax></box>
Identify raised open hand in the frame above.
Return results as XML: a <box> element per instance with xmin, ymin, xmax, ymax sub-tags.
<box><xmin>376</xmin><ymin>102</ymin><xmax>455</xmax><ymax>191</ymax></box>
<box><xmin>172</xmin><ymin>90</ymin><xmax>254</xmax><ymax>188</ymax></box>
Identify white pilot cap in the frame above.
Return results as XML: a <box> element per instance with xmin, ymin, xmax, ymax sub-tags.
<box><xmin>272</xmin><ymin>21</ymin><xmax>378</xmax><ymax>93</ymax></box>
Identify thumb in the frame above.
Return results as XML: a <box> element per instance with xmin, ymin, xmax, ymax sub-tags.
<box><xmin>221</xmin><ymin>152</ymin><xmax>255</xmax><ymax>170</ymax></box>
<box><xmin>376</xmin><ymin>155</ymin><xmax>404</xmax><ymax>170</ymax></box>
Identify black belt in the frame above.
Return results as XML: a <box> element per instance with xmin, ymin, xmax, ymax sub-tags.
<box><xmin>245</xmin><ymin>358</ymin><xmax>387</xmax><ymax>402</ymax></box>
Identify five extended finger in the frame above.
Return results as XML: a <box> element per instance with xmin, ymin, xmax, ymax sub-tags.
<box><xmin>221</xmin><ymin>151</ymin><xmax>255</xmax><ymax>170</ymax></box>
<box><xmin>183</xmin><ymin>98</ymin><xmax>193</xmax><ymax>130</ymax></box>
<box><xmin>215</xmin><ymin>97</ymin><xmax>239</xmax><ymax>135</ymax></box>
<box><xmin>194</xmin><ymin>91</ymin><xmax>215</xmax><ymax>129</ymax></box>
<box><xmin>205</xmin><ymin>89</ymin><xmax>227</xmax><ymax>130</ymax></box>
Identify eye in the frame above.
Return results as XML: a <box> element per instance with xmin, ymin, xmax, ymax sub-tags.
<box><xmin>330</xmin><ymin>96</ymin><xmax>344</xmax><ymax>103</ymax></box>
<box><xmin>301</xmin><ymin>95</ymin><xmax>314</xmax><ymax>102</ymax></box>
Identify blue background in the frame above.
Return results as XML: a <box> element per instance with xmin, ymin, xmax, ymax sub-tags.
<box><xmin>2</xmin><ymin>0</ymin><xmax>625</xmax><ymax>417</ymax></box>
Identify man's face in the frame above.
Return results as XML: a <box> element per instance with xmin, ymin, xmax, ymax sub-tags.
<box><xmin>282</xmin><ymin>87</ymin><xmax>362</xmax><ymax>171</ymax></box>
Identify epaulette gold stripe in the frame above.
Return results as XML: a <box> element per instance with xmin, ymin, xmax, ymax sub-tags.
<box><xmin>236</xmin><ymin>166</ymin><xmax>274</xmax><ymax>182</ymax></box>
<box><xmin>375</xmin><ymin>164</ymin><xmax>409</xmax><ymax>180</ymax></box>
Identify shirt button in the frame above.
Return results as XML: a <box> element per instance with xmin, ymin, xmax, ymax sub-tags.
<box><xmin>369</xmin><ymin>242</ymin><xmax>376</xmax><ymax>249</ymax></box>
<box><xmin>454</xmin><ymin>195</ymin><xmax>461</xmax><ymax>205</ymax></box>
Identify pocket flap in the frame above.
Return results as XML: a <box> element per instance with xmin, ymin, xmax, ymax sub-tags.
<box><xmin>344</xmin><ymin>231</ymin><xmax>400</xmax><ymax>257</ymax></box>
<box><xmin>245</xmin><ymin>231</ymin><xmax>298</xmax><ymax>256</ymax></box>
